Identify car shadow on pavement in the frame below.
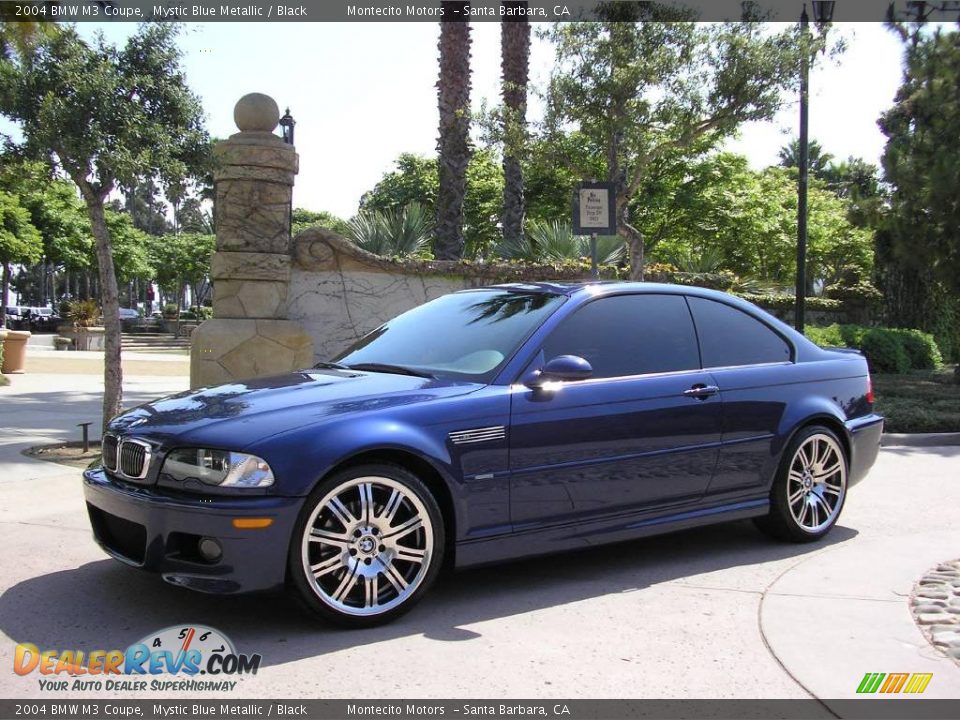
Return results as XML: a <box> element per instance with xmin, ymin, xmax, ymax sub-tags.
<box><xmin>0</xmin><ymin>520</ymin><xmax>856</xmax><ymax>666</ymax></box>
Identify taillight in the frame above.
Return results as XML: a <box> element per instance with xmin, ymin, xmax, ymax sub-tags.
<box><xmin>866</xmin><ymin>375</ymin><xmax>875</xmax><ymax>405</ymax></box>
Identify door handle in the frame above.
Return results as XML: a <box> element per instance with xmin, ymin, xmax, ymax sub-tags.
<box><xmin>683</xmin><ymin>384</ymin><xmax>719</xmax><ymax>400</ymax></box>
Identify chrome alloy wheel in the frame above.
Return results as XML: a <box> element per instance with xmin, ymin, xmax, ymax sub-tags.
<box><xmin>300</xmin><ymin>476</ymin><xmax>434</xmax><ymax>616</ymax></box>
<box><xmin>786</xmin><ymin>433</ymin><xmax>847</xmax><ymax>533</ymax></box>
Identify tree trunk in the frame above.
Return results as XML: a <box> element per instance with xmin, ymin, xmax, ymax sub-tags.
<box><xmin>436</xmin><ymin>6</ymin><xmax>472</xmax><ymax>260</ymax></box>
<box><xmin>1</xmin><ymin>261</ymin><xmax>9</xmax><ymax>329</ymax></box>
<box><xmin>82</xmin><ymin>194</ymin><xmax>124</xmax><ymax>431</ymax></box>
<box><xmin>625</xmin><ymin>224</ymin><xmax>645</xmax><ymax>281</ymax></box>
<box><xmin>500</xmin><ymin>7</ymin><xmax>530</xmax><ymax>246</ymax></box>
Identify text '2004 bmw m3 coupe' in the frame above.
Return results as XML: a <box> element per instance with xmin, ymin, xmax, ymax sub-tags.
<box><xmin>83</xmin><ymin>282</ymin><xmax>883</xmax><ymax>626</ymax></box>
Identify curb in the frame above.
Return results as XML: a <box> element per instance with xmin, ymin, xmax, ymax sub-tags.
<box><xmin>882</xmin><ymin>432</ymin><xmax>960</xmax><ymax>447</ymax></box>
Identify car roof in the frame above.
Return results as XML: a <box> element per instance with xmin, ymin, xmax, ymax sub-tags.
<box><xmin>482</xmin><ymin>280</ymin><xmax>739</xmax><ymax>302</ymax></box>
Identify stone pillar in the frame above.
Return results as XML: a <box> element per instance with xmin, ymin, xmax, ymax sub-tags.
<box><xmin>190</xmin><ymin>93</ymin><xmax>313</xmax><ymax>388</ymax></box>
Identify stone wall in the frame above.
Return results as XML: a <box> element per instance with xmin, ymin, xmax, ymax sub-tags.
<box><xmin>287</xmin><ymin>229</ymin><xmax>872</xmax><ymax>364</ymax></box>
<box><xmin>289</xmin><ymin>229</ymin><xmax>625</xmax><ymax>362</ymax></box>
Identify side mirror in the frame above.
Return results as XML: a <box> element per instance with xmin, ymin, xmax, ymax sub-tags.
<box><xmin>525</xmin><ymin>355</ymin><xmax>593</xmax><ymax>388</ymax></box>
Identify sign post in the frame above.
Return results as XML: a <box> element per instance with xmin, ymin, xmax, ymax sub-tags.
<box><xmin>573</xmin><ymin>182</ymin><xmax>617</xmax><ymax>279</ymax></box>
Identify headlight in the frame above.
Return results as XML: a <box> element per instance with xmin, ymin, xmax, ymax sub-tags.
<box><xmin>160</xmin><ymin>448</ymin><xmax>274</xmax><ymax>488</ymax></box>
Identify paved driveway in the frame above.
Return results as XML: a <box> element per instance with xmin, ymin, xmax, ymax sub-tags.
<box><xmin>1</xmin><ymin>372</ymin><xmax>958</xmax><ymax>704</ymax></box>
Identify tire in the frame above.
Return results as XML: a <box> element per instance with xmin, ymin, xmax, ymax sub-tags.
<box><xmin>754</xmin><ymin>425</ymin><xmax>848</xmax><ymax>543</ymax></box>
<box><xmin>288</xmin><ymin>463</ymin><xmax>445</xmax><ymax>627</ymax></box>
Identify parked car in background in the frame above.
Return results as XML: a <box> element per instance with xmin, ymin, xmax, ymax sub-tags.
<box><xmin>4</xmin><ymin>306</ymin><xmax>60</xmax><ymax>332</ymax></box>
<box><xmin>30</xmin><ymin>307</ymin><xmax>60</xmax><ymax>332</ymax></box>
<box><xmin>4</xmin><ymin>306</ymin><xmax>26</xmax><ymax>329</ymax></box>
<box><xmin>118</xmin><ymin>308</ymin><xmax>140</xmax><ymax>320</ymax></box>
<box><xmin>83</xmin><ymin>282</ymin><xmax>884</xmax><ymax>627</ymax></box>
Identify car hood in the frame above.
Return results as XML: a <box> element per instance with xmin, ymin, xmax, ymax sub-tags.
<box><xmin>108</xmin><ymin>369</ymin><xmax>482</xmax><ymax>449</ymax></box>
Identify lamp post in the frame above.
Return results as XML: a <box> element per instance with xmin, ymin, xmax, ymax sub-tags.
<box><xmin>278</xmin><ymin>108</ymin><xmax>296</xmax><ymax>241</ymax></box>
<box><xmin>795</xmin><ymin>1</ymin><xmax>834</xmax><ymax>333</ymax></box>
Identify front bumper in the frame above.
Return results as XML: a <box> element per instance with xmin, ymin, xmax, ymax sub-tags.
<box><xmin>82</xmin><ymin>467</ymin><xmax>302</xmax><ymax>594</ymax></box>
<box><xmin>845</xmin><ymin>413</ymin><xmax>884</xmax><ymax>487</ymax></box>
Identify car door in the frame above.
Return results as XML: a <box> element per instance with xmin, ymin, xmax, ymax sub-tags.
<box><xmin>686</xmin><ymin>296</ymin><xmax>794</xmax><ymax>495</ymax></box>
<box><xmin>508</xmin><ymin>293</ymin><xmax>723</xmax><ymax>530</ymax></box>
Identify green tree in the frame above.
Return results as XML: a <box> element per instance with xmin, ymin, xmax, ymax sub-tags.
<box><xmin>145</xmin><ymin>232</ymin><xmax>215</xmax><ymax>310</ymax></box>
<box><xmin>821</xmin><ymin>156</ymin><xmax>884</xmax><ymax>229</ymax></box>
<box><xmin>542</xmin><ymin>11</ymin><xmax>803</xmax><ymax>278</ymax></box>
<box><xmin>1</xmin><ymin>25</ymin><xmax>208</xmax><ymax>427</ymax></box>
<box><xmin>647</xmin><ymin>158</ymin><xmax>872</xmax><ymax>286</ymax></box>
<box><xmin>877</xmin><ymin>22</ymin><xmax>960</xmax><ymax>359</ymax></box>
<box><xmin>0</xmin><ymin>190</ymin><xmax>42</xmax><ymax>324</ymax></box>
<box><xmin>291</xmin><ymin>208</ymin><xmax>349</xmax><ymax>237</ymax></box>
<box><xmin>436</xmin><ymin>6</ymin><xmax>472</xmax><ymax>259</ymax></box>
<box><xmin>0</xmin><ymin>158</ymin><xmax>93</xmax><ymax>296</ymax></box>
<box><xmin>778</xmin><ymin>138</ymin><xmax>835</xmax><ymax>180</ymax></box>
<box><xmin>361</xmin><ymin>150</ymin><xmax>503</xmax><ymax>258</ymax></box>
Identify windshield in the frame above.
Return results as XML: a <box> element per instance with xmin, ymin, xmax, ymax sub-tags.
<box><xmin>334</xmin><ymin>290</ymin><xmax>565</xmax><ymax>383</ymax></box>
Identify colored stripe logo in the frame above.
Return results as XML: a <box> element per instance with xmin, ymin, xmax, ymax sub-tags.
<box><xmin>857</xmin><ymin>672</ymin><xmax>932</xmax><ymax>694</ymax></box>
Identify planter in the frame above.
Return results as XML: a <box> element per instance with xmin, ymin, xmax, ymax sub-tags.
<box><xmin>54</xmin><ymin>336</ymin><xmax>74</xmax><ymax>351</ymax></box>
<box><xmin>57</xmin><ymin>325</ymin><xmax>106</xmax><ymax>352</ymax></box>
<box><xmin>1</xmin><ymin>330</ymin><xmax>31</xmax><ymax>374</ymax></box>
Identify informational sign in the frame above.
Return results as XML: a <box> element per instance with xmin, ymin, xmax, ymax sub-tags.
<box><xmin>572</xmin><ymin>182</ymin><xmax>617</xmax><ymax>236</ymax></box>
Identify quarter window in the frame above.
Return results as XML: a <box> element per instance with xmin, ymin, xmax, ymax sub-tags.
<box><xmin>542</xmin><ymin>294</ymin><xmax>700</xmax><ymax>378</ymax></box>
<box><xmin>687</xmin><ymin>297</ymin><xmax>792</xmax><ymax>367</ymax></box>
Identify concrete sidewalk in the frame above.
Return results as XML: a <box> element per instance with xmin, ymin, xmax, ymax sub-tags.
<box><xmin>0</xmin><ymin>371</ymin><xmax>958</xmax><ymax>702</ymax></box>
<box><xmin>17</xmin><ymin>347</ymin><xmax>189</xmax><ymax>376</ymax></box>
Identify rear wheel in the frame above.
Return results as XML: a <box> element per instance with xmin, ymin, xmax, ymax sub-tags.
<box><xmin>754</xmin><ymin>425</ymin><xmax>848</xmax><ymax>543</ymax></box>
<box><xmin>289</xmin><ymin>464</ymin><xmax>444</xmax><ymax>627</ymax></box>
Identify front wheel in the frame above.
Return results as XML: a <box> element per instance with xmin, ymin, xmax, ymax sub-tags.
<box><xmin>289</xmin><ymin>464</ymin><xmax>445</xmax><ymax>627</ymax></box>
<box><xmin>754</xmin><ymin>425</ymin><xmax>848</xmax><ymax>543</ymax></box>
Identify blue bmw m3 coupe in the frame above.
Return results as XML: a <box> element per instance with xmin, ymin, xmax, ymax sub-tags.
<box><xmin>83</xmin><ymin>282</ymin><xmax>883</xmax><ymax>626</ymax></box>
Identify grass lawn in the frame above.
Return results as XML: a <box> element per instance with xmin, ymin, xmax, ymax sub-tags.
<box><xmin>873</xmin><ymin>365</ymin><xmax>960</xmax><ymax>433</ymax></box>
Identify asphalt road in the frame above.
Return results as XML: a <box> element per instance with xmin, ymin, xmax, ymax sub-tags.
<box><xmin>1</xmin><ymin>372</ymin><xmax>958</xmax><ymax>704</ymax></box>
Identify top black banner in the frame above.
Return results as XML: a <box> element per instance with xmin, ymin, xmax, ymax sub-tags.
<box><xmin>1</xmin><ymin>0</ymin><xmax>956</xmax><ymax>24</ymax></box>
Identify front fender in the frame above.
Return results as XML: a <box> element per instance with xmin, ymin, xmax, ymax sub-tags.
<box><xmin>249</xmin><ymin>418</ymin><xmax>455</xmax><ymax>498</ymax></box>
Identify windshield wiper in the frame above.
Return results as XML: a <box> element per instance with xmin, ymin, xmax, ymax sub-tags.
<box><xmin>346</xmin><ymin>362</ymin><xmax>434</xmax><ymax>379</ymax></box>
<box><xmin>314</xmin><ymin>361</ymin><xmax>351</xmax><ymax>370</ymax></box>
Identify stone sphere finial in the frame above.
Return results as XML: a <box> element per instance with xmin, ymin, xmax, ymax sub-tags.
<box><xmin>234</xmin><ymin>93</ymin><xmax>280</xmax><ymax>133</ymax></box>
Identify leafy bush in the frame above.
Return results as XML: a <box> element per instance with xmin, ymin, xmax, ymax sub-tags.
<box><xmin>163</xmin><ymin>303</ymin><xmax>179</xmax><ymax>319</ymax></box>
<box><xmin>663</xmin><ymin>247</ymin><xmax>725</xmax><ymax>273</ymax></box>
<box><xmin>346</xmin><ymin>202</ymin><xmax>433</xmax><ymax>258</ymax></box>
<box><xmin>496</xmin><ymin>220</ymin><xmax>625</xmax><ymax>265</ymax></box>
<box><xmin>178</xmin><ymin>306</ymin><xmax>212</xmax><ymax>322</ymax></box>
<box><xmin>889</xmin><ymin>328</ymin><xmax>943</xmax><ymax>370</ymax></box>
<box><xmin>804</xmin><ymin>323</ymin><xmax>941</xmax><ymax>373</ymax></box>
<box><xmin>66</xmin><ymin>299</ymin><xmax>101</xmax><ymax>328</ymax></box>
<box><xmin>860</xmin><ymin>329</ymin><xmax>911</xmax><ymax>373</ymax></box>
<box><xmin>804</xmin><ymin>325</ymin><xmax>845</xmax><ymax>348</ymax></box>
<box><xmin>738</xmin><ymin>293</ymin><xmax>842</xmax><ymax>311</ymax></box>
<box><xmin>823</xmin><ymin>280</ymin><xmax>884</xmax><ymax>303</ymax></box>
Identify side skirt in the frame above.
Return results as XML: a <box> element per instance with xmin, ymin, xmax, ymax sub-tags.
<box><xmin>454</xmin><ymin>497</ymin><xmax>770</xmax><ymax>569</ymax></box>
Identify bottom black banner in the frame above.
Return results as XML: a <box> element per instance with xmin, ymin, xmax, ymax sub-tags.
<box><xmin>2</xmin><ymin>699</ymin><xmax>959</xmax><ymax>720</ymax></box>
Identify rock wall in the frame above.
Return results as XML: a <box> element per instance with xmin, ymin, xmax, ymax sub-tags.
<box><xmin>289</xmin><ymin>229</ymin><xmax>616</xmax><ymax>363</ymax></box>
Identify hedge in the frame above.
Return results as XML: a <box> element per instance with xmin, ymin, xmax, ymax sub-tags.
<box><xmin>805</xmin><ymin>323</ymin><xmax>942</xmax><ymax>373</ymax></box>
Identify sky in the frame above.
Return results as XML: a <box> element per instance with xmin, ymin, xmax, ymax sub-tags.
<box><xmin>54</xmin><ymin>21</ymin><xmax>908</xmax><ymax>218</ymax></box>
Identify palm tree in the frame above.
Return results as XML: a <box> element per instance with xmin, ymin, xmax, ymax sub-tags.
<box><xmin>435</xmin><ymin>5</ymin><xmax>472</xmax><ymax>260</ymax></box>
<box><xmin>778</xmin><ymin>138</ymin><xmax>834</xmax><ymax>180</ymax></box>
<box><xmin>500</xmin><ymin>5</ymin><xmax>530</xmax><ymax>246</ymax></box>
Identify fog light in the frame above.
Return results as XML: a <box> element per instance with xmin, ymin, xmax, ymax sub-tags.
<box><xmin>198</xmin><ymin>537</ymin><xmax>222</xmax><ymax>562</ymax></box>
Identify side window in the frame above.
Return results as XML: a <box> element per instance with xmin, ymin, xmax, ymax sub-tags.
<box><xmin>687</xmin><ymin>297</ymin><xmax>792</xmax><ymax>367</ymax></box>
<box><xmin>542</xmin><ymin>294</ymin><xmax>700</xmax><ymax>378</ymax></box>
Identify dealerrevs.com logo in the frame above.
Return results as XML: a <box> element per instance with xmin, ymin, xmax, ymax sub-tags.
<box><xmin>14</xmin><ymin>625</ymin><xmax>261</xmax><ymax>693</ymax></box>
